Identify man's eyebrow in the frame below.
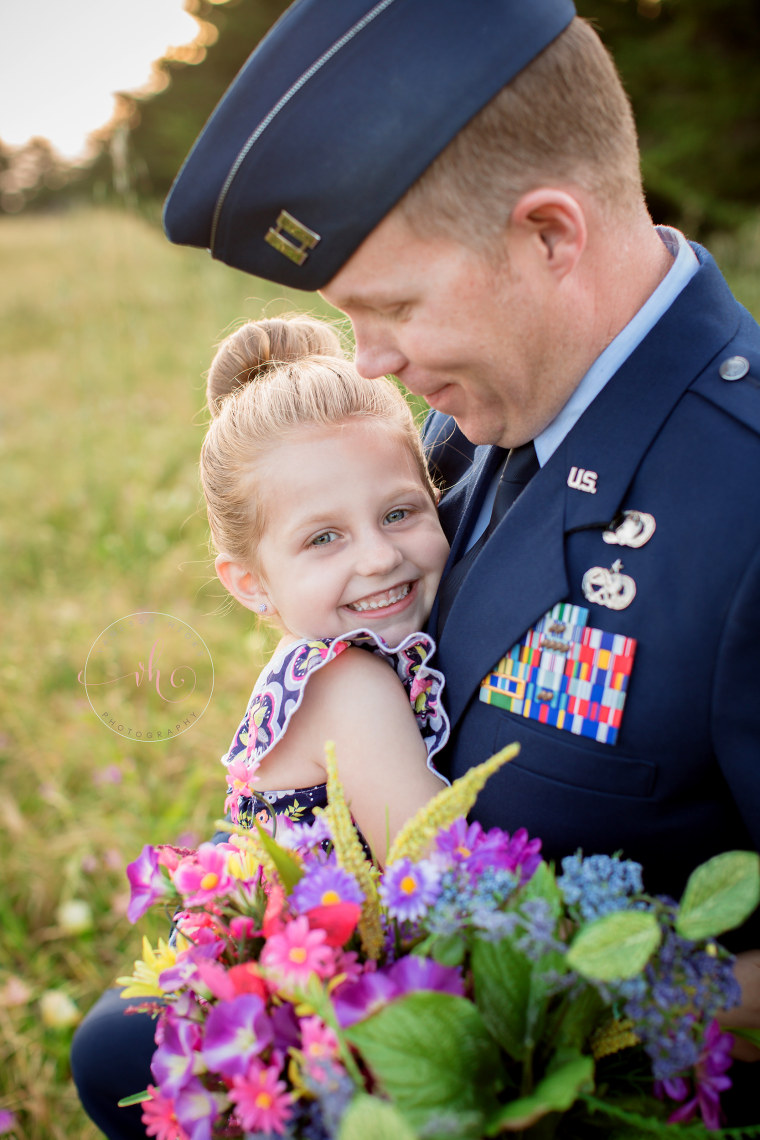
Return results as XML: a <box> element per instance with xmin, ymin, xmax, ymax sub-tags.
<box><xmin>322</xmin><ymin>288</ymin><xmax>404</xmax><ymax>311</ymax></box>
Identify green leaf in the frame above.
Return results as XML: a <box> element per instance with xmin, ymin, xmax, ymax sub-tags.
<box><xmin>549</xmin><ymin>985</ymin><xmax>606</xmax><ymax>1055</ymax></box>
<box><xmin>413</xmin><ymin>932</ymin><xmax>467</xmax><ymax>967</ymax></box>
<box><xmin>470</xmin><ymin>936</ymin><xmax>533</xmax><ymax>1061</ymax></box>
<box><xmin>567</xmin><ymin>911</ymin><xmax>660</xmax><ymax>981</ymax></box>
<box><xmin>485</xmin><ymin>1051</ymin><xmax>594</xmax><ymax>1132</ymax></box>
<box><xmin>345</xmin><ymin>991</ymin><xmax>501</xmax><ymax>1139</ymax></box>
<box><xmin>117</xmin><ymin>1090</ymin><xmax>151</xmax><ymax>1107</ymax></box>
<box><xmin>253</xmin><ymin>818</ymin><xmax>304</xmax><ymax>892</ymax></box>
<box><xmin>730</xmin><ymin>1027</ymin><xmax>760</xmax><ymax>1049</ymax></box>
<box><xmin>521</xmin><ymin>860</ymin><xmax>563</xmax><ymax>917</ymax></box>
<box><xmin>338</xmin><ymin>1094</ymin><xmax>419</xmax><ymax>1140</ymax></box>
<box><xmin>676</xmin><ymin>851</ymin><xmax>760</xmax><ymax>941</ymax></box>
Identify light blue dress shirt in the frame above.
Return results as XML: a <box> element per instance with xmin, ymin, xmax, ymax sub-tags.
<box><xmin>466</xmin><ymin>227</ymin><xmax>700</xmax><ymax>549</ymax></box>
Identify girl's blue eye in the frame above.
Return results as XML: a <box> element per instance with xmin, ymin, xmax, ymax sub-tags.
<box><xmin>311</xmin><ymin>531</ymin><xmax>337</xmax><ymax>546</ymax></box>
<box><xmin>384</xmin><ymin>508</ymin><xmax>408</xmax><ymax>525</ymax></box>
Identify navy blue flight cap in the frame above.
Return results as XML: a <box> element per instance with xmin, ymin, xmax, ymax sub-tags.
<box><xmin>163</xmin><ymin>0</ymin><xmax>576</xmax><ymax>291</ymax></box>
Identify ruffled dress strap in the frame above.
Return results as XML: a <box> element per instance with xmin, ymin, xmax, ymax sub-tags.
<box><xmin>222</xmin><ymin>628</ymin><xmax>449</xmax><ymax>781</ymax></box>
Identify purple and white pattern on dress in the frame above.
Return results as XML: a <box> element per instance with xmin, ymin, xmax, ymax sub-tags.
<box><xmin>221</xmin><ymin>628</ymin><xmax>450</xmax><ymax>829</ymax></box>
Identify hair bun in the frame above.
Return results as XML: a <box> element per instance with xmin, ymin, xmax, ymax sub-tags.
<box><xmin>207</xmin><ymin>316</ymin><xmax>345</xmax><ymax>415</ymax></box>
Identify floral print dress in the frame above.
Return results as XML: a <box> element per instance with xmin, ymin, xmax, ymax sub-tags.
<box><xmin>222</xmin><ymin>628</ymin><xmax>450</xmax><ymax>830</ymax></box>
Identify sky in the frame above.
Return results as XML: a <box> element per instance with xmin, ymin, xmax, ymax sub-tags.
<box><xmin>1</xmin><ymin>0</ymin><xmax>208</xmax><ymax>160</ymax></box>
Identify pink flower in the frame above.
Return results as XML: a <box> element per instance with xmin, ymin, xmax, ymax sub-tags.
<box><xmin>0</xmin><ymin>1111</ymin><xmax>16</xmax><ymax>1136</ymax></box>
<box><xmin>224</xmin><ymin>757</ymin><xmax>261</xmax><ymax>821</ymax></box>
<box><xmin>299</xmin><ymin>1015</ymin><xmax>342</xmax><ymax>1080</ymax></box>
<box><xmin>172</xmin><ymin>844</ymin><xmax>236</xmax><ymax>906</ymax></box>
<box><xmin>141</xmin><ymin>1085</ymin><xmax>189</xmax><ymax>1140</ymax></box>
<box><xmin>228</xmin><ymin>1060</ymin><xmax>293</xmax><ymax>1135</ymax></box>
<box><xmin>260</xmin><ymin>916</ymin><xmax>335</xmax><ymax>986</ymax></box>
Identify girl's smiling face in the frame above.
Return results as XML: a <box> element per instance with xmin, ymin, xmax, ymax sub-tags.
<box><xmin>239</xmin><ymin>419</ymin><xmax>449</xmax><ymax>647</ymax></box>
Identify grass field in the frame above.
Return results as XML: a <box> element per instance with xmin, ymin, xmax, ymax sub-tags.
<box><xmin>1</xmin><ymin>205</ymin><xmax>759</xmax><ymax>1140</ymax></box>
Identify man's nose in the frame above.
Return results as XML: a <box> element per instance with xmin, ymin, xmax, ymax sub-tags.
<box><xmin>352</xmin><ymin>328</ymin><xmax>407</xmax><ymax>380</ymax></box>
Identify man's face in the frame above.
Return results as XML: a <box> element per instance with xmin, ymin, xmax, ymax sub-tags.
<box><xmin>320</xmin><ymin>209</ymin><xmax>571</xmax><ymax>448</ymax></box>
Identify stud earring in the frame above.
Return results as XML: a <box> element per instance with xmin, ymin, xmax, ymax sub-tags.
<box><xmin>258</xmin><ymin>603</ymin><xmax>267</xmax><ymax>613</ymax></box>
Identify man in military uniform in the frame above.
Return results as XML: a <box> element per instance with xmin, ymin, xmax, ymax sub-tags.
<box><xmin>73</xmin><ymin>1</ymin><xmax>759</xmax><ymax>1133</ymax></box>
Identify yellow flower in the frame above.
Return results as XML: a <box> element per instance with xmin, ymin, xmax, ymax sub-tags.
<box><xmin>590</xmin><ymin>1017</ymin><xmax>639</xmax><ymax>1059</ymax></box>
<box><xmin>321</xmin><ymin>742</ymin><xmax>384</xmax><ymax>960</ymax></box>
<box><xmin>387</xmin><ymin>744</ymin><xmax>519</xmax><ymax>865</ymax></box>
<box><xmin>116</xmin><ymin>935</ymin><xmax>178</xmax><ymax>998</ymax></box>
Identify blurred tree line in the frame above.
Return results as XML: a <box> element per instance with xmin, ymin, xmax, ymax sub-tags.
<box><xmin>2</xmin><ymin>0</ymin><xmax>759</xmax><ymax>236</ymax></box>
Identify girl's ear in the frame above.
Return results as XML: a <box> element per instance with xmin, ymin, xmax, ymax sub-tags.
<box><xmin>215</xmin><ymin>554</ymin><xmax>275</xmax><ymax>616</ymax></box>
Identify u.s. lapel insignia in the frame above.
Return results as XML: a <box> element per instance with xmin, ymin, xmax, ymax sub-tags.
<box><xmin>567</xmin><ymin>466</ymin><xmax>598</xmax><ymax>494</ymax></box>
<box><xmin>479</xmin><ymin>602</ymin><xmax>636</xmax><ymax>745</ymax></box>
<box><xmin>582</xmin><ymin>559</ymin><xmax>636</xmax><ymax>610</ymax></box>
<box><xmin>603</xmin><ymin>510</ymin><xmax>656</xmax><ymax>549</ymax></box>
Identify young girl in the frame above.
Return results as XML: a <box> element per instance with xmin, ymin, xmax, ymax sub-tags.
<box><xmin>71</xmin><ymin>316</ymin><xmax>451</xmax><ymax>1139</ymax></box>
<box><xmin>201</xmin><ymin>315</ymin><xmax>451</xmax><ymax>861</ymax></box>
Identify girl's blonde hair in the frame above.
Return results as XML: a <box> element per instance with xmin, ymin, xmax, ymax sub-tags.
<box><xmin>200</xmin><ymin>316</ymin><xmax>436</xmax><ymax>568</ymax></box>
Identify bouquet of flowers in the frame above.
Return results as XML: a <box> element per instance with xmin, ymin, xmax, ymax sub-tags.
<box><xmin>119</xmin><ymin>745</ymin><xmax>760</xmax><ymax>1140</ymax></box>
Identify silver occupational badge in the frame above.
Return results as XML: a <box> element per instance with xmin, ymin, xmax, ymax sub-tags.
<box><xmin>582</xmin><ymin>559</ymin><xmax>636</xmax><ymax>610</ymax></box>
<box><xmin>603</xmin><ymin>510</ymin><xmax>656</xmax><ymax>549</ymax></box>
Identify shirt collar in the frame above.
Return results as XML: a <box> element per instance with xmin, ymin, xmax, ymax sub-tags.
<box><xmin>534</xmin><ymin>226</ymin><xmax>700</xmax><ymax>466</ymax></box>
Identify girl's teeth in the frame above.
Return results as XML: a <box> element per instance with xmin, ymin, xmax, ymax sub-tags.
<box><xmin>349</xmin><ymin>583</ymin><xmax>411</xmax><ymax>612</ymax></box>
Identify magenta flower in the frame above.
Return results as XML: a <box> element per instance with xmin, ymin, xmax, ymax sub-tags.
<box><xmin>291</xmin><ymin>862</ymin><xmax>364</xmax><ymax>912</ymax></box>
<box><xmin>0</xmin><ymin>1111</ymin><xmax>16</xmax><ymax>1136</ymax></box>
<box><xmin>201</xmin><ymin>994</ymin><xmax>273</xmax><ymax>1077</ymax></box>
<box><xmin>173</xmin><ymin>1078</ymin><xmax>218</xmax><ymax>1140</ymax></box>
<box><xmin>228</xmin><ymin>1058</ymin><xmax>293</xmax><ymax>1135</ymax></box>
<box><xmin>663</xmin><ymin>1020</ymin><xmax>733</xmax><ymax>1131</ymax></box>
<box><xmin>172</xmin><ymin>844</ymin><xmax>235</xmax><ymax>906</ymax></box>
<box><xmin>436</xmin><ymin>819</ymin><xmax>542</xmax><ymax>881</ymax></box>
<box><xmin>141</xmin><ymin>1085</ymin><xmax>188</xmax><ymax>1140</ymax></box>
<box><xmin>126</xmin><ymin>845</ymin><xmax>172</xmax><ymax>923</ymax></box>
<box><xmin>260</xmin><ymin>916</ymin><xmax>336</xmax><ymax>986</ymax></box>
<box><xmin>150</xmin><ymin>1014</ymin><xmax>201</xmax><ymax>1098</ymax></box>
<box><xmin>379</xmin><ymin>857</ymin><xmax>441</xmax><ymax>921</ymax></box>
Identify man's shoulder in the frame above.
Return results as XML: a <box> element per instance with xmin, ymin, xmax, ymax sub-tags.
<box><xmin>687</xmin><ymin>310</ymin><xmax>760</xmax><ymax>441</ymax></box>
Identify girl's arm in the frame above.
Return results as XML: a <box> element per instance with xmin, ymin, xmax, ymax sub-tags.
<box><xmin>255</xmin><ymin>647</ymin><xmax>442</xmax><ymax>863</ymax></box>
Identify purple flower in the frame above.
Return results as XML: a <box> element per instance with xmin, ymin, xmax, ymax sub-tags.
<box><xmin>333</xmin><ymin>955</ymin><xmax>464</xmax><ymax>1027</ymax></box>
<box><xmin>151</xmin><ymin>1013</ymin><xmax>201</xmax><ymax>1097</ymax></box>
<box><xmin>663</xmin><ymin>1020</ymin><xmax>734</xmax><ymax>1131</ymax></box>
<box><xmin>380</xmin><ymin>858</ymin><xmax>441</xmax><ymax>921</ymax></box>
<box><xmin>125</xmin><ymin>845</ymin><xmax>170</xmax><ymax>923</ymax></box>
<box><xmin>159</xmin><ymin>938</ymin><xmax>225</xmax><ymax>994</ymax></box>
<box><xmin>291</xmin><ymin>862</ymin><xmax>364</xmax><ymax>912</ymax></box>
<box><xmin>201</xmin><ymin>994</ymin><xmax>273</xmax><ymax>1077</ymax></box>
<box><xmin>386</xmin><ymin>955</ymin><xmax>464</xmax><ymax>997</ymax></box>
<box><xmin>279</xmin><ymin>815</ymin><xmax>333</xmax><ymax>853</ymax></box>
<box><xmin>174</xmin><ymin>1076</ymin><xmax>218</xmax><ymax>1140</ymax></box>
<box><xmin>0</xmin><ymin>1110</ymin><xmax>15</xmax><ymax>1135</ymax></box>
<box><xmin>333</xmin><ymin>971</ymin><xmax>400</xmax><ymax>1027</ymax></box>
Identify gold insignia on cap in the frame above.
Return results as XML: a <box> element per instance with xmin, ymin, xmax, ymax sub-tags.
<box><xmin>265</xmin><ymin>210</ymin><xmax>321</xmax><ymax>266</ymax></box>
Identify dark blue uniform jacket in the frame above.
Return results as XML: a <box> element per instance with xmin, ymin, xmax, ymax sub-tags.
<box><xmin>425</xmin><ymin>245</ymin><xmax>760</xmax><ymax>947</ymax></box>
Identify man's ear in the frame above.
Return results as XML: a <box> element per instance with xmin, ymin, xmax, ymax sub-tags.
<box><xmin>509</xmin><ymin>188</ymin><xmax>587</xmax><ymax>278</ymax></box>
<box><xmin>215</xmin><ymin>553</ymin><xmax>274</xmax><ymax>616</ymax></box>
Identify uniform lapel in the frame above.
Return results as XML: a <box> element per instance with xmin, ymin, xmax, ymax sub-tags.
<box><xmin>436</xmin><ymin>247</ymin><xmax>741</xmax><ymax>733</ymax></box>
<box><xmin>427</xmin><ymin>444</ymin><xmax>504</xmax><ymax>631</ymax></box>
